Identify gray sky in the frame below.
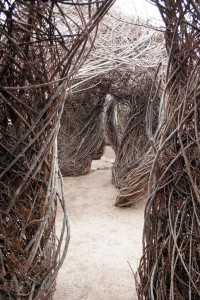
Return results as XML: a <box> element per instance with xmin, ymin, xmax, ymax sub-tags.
<box><xmin>111</xmin><ymin>0</ymin><xmax>162</xmax><ymax>24</ymax></box>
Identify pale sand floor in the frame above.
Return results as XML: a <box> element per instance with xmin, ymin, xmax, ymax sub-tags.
<box><xmin>55</xmin><ymin>147</ymin><xmax>145</xmax><ymax>300</ymax></box>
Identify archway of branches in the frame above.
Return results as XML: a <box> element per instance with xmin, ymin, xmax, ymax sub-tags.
<box><xmin>0</xmin><ymin>1</ymin><xmax>200</xmax><ymax>299</ymax></box>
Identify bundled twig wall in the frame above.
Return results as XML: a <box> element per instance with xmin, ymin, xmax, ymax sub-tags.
<box><xmin>0</xmin><ymin>0</ymin><xmax>115</xmax><ymax>299</ymax></box>
<box><xmin>57</xmin><ymin>14</ymin><xmax>166</xmax><ymax>179</ymax></box>
<box><xmin>111</xmin><ymin>73</ymin><xmax>159</xmax><ymax>184</ymax></box>
<box><xmin>136</xmin><ymin>1</ymin><xmax>200</xmax><ymax>299</ymax></box>
<box><xmin>102</xmin><ymin>69</ymin><xmax>161</xmax><ymax>206</ymax></box>
<box><xmin>58</xmin><ymin>77</ymin><xmax>110</xmax><ymax>176</ymax></box>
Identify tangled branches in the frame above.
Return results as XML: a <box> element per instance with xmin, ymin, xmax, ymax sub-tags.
<box><xmin>57</xmin><ymin>12</ymin><xmax>165</xmax><ymax>179</ymax></box>
<box><xmin>76</xmin><ymin>11</ymin><xmax>165</xmax><ymax>84</ymax></box>
<box><xmin>58</xmin><ymin>77</ymin><xmax>110</xmax><ymax>176</ymax></box>
<box><xmin>74</xmin><ymin>13</ymin><xmax>165</xmax><ymax>207</ymax></box>
<box><xmin>104</xmin><ymin>70</ymin><xmax>160</xmax><ymax>206</ymax></box>
<box><xmin>0</xmin><ymin>0</ymin><xmax>114</xmax><ymax>299</ymax></box>
<box><xmin>136</xmin><ymin>1</ymin><xmax>200</xmax><ymax>299</ymax></box>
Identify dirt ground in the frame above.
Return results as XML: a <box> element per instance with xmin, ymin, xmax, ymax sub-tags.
<box><xmin>55</xmin><ymin>147</ymin><xmax>145</xmax><ymax>300</ymax></box>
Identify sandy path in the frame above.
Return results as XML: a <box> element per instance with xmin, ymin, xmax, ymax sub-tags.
<box><xmin>55</xmin><ymin>147</ymin><xmax>145</xmax><ymax>300</ymax></box>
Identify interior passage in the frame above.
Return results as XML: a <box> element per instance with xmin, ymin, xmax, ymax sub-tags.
<box><xmin>55</xmin><ymin>147</ymin><xmax>145</xmax><ymax>300</ymax></box>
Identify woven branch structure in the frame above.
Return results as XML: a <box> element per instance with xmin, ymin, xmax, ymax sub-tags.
<box><xmin>76</xmin><ymin>12</ymin><xmax>165</xmax><ymax>84</ymax></box>
<box><xmin>84</xmin><ymin>14</ymin><xmax>166</xmax><ymax>207</ymax></box>
<box><xmin>57</xmin><ymin>13</ymin><xmax>166</xmax><ymax>182</ymax></box>
<box><xmin>58</xmin><ymin>77</ymin><xmax>111</xmax><ymax>176</ymax></box>
<box><xmin>136</xmin><ymin>1</ymin><xmax>200</xmax><ymax>299</ymax></box>
<box><xmin>0</xmin><ymin>1</ymin><xmax>114</xmax><ymax>299</ymax></box>
<box><xmin>108</xmin><ymin>72</ymin><xmax>160</xmax><ymax>198</ymax></box>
